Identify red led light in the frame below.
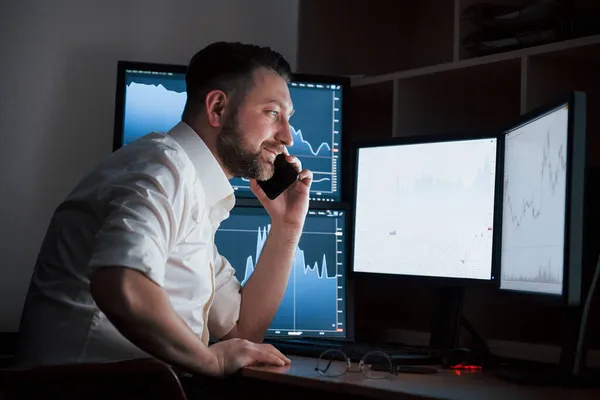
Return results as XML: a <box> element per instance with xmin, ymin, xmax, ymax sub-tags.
<box><xmin>450</xmin><ymin>363</ymin><xmax>482</xmax><ymax>370</ymax></box>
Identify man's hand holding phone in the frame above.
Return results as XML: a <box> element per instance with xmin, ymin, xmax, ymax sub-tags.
<box><xmin>250</xmin><ymin>148</ymin><xmax>312</xmax><ymax>231</ymax></box>
<box><xmin>236</xmin><ymin>150</ymin><xmax>311</xmax><ymax>346</ymax></box>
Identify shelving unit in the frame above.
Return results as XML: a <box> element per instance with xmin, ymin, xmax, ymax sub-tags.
<box><xmin>297</xmin><ymin>0</ymin><xmax>600</xmax><ymax>349</ymax></box>
<box><xmin>298</xmin><ymin>0</ymin><xmax>600</xmax><ymax>162</ymax></box>
<box><xmin>353</xmin><ymin>33</ymin><xmax>600</xmax><ymax>144</ymax></box>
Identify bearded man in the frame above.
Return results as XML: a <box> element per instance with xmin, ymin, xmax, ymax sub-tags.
<box><xmin>15</xmin><ymin>41</ymin><xmax>312</xmax><ymax>377</ymax></box>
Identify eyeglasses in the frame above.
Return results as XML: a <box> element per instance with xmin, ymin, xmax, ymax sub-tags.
<box><xmin>315</xmin><ymin>349</ymin><xmax>395</xmax><ymax>379</ymax></box>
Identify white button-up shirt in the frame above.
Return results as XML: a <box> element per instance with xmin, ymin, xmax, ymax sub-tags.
<box><xmin>15</xmin><ymin>122</ymin><xmax>242</xmax><ymax>366</ymax></box>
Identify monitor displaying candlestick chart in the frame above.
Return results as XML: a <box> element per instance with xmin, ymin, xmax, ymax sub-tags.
<box><xmin>214</xmin><ymin>207</ymin><xmax>348</xmax><ymax>338</ymax></box>
<box><xmin>113</xmin><ymin>61</ymin><xmax>346</xmax><ymax>203</ymax></box>
<box><xmin>352</xmin><ymin>135</ymin><xmax>499</xmax><ymax>281</ymax></box>
<box><xmin>499</xmin><ymin>94</ymin><xmax>586</xmax><ymax>305</ymax></box>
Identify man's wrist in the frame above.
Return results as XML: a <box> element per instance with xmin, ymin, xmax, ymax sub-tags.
<box><xmin>270</xmin><ymin>222</ymin><xmax>303</xmax><ymax>242</ymax></box>
<box><xmin>197</xmin><ymin>346</ymin><xmax>222</xmax><ymax>376</ymax></box>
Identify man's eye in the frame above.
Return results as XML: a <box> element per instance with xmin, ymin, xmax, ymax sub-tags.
<box><xmin>268</xmin><ymin>110</ymin><xmax>279</xmax><ymax>117</ymax></box>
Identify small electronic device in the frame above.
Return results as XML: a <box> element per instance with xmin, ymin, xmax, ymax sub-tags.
<box><xmin>257</xmin><ymin>154</ymin><xmax>299</xmax><ymax>200</ymax></box>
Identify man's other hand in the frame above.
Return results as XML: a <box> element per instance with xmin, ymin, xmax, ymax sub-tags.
<box><xmin>208</xmin><ymin>338</ymin><xmax>291</xmax><ymax>375</ymax></box>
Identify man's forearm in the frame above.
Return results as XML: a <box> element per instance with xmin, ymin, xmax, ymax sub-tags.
<box><xmin>91</xmin><ymin>268</ymin><xmax>220</xmax><ymax>375</ymax></box>
<box><xmin>235</xmin><ymin>223</ymin><xmax>302</xmax><ymax>342</ymax></box>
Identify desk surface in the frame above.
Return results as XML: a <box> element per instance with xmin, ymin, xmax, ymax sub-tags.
<box><xmin>240</xmin><ymin>356</ymin><xmax>600</xmax><ymax>400</ymax></box>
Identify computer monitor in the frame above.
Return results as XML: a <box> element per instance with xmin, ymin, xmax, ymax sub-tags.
<box><xmin>352</xmin><ymin>135</ymin><xmax>500</xmax><ymax>281</ymax></box>
<box><xmin>214</xmin><ymin>207</ymin><xmax>350</xmax><ymax>339</ymax></box>
<box><xmin>112</xmin><ymin>61</ymin><xmax>348</xmax><ymax>204</ymax></box>
<box><xmin>499</xmin><ymin>92</ymin><xmax>587</xmax><ymax>307</ymax></box>
<box><xmin>113</xmin><ymin>62</ymin><xmax>187</xmax><ymax>149</ymax></box>
<box><xmin>351</xmin><ymin>133</ymin><xmax>501</xmax><ymax>350</ymax></box>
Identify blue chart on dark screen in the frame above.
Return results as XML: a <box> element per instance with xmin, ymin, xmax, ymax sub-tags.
<box><xmin>214</xmin><ymin>208</ymin><xmax>347</xmax><ymax>338</ymax></box>
<box><xmin>122</xmin><ymin>69</ymin><xmax>187</xmax><ymax>145</ymax></box>
<box><xmin>120</xmin><ymin>69</ymin><xmax>343</xmax><ymax>203</ymax></box>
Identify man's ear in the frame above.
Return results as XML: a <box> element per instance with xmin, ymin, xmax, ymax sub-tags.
<box><xmin>205</xmin><ymin>90</ymin><xmax>228</xmax><ymax>128</ymax></box>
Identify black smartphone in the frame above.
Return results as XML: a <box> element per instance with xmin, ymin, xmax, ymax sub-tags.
<box><xmin>257</xmin><ymin>153</ymin><xmax>299</xmax><ymax>200</ymax></box>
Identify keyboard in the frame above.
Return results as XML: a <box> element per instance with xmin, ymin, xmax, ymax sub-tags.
<box><xmin>266</xmin><ymin>338</ymin><xmax>441</xmax><ymax>365</ymax></box>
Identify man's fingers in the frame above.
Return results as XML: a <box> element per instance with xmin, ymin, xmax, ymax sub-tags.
<box><xmin>265</xmin><ymin>344</ymin><xmax>291</xmax><ymax>364</ymax></box>
<box><xmin>285</xmin><ymin>155</ymin><xmax>302</xmax><ymax>173</ymax></box>
<box><xmin>254</xmin><ymin>343</ymin><xmax>291</xmax><ymax>365</ymax></box>
<box><xmin>250</xmin><ymin>179</ymin><xmax>270</xmax><ymax>202</ymax></box>
<box><xmin>251</xmin><ymin>346</ymin><xmax>287</xmax><ymax>366</ymax></box>
<box><xmin>298</xmin><ymin>169</ymin><xmax>313</xmax><ymax>184</ymax></box>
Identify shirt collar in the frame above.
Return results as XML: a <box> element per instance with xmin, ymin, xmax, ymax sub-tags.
<box><xmin>167</xmin><ymin>121</ymin><xmax>234</xmax><ymax>208</ymax></box>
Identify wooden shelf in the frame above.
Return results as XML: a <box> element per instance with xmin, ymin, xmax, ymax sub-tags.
<box><xmin>394</xmin><ymin>58</ymin><xmax>521</xmax><ymax>136</ymax></box>
<box><xmin>297</xmin><ymin>0</ymin><xmax>455</xmax><ymax>77</ymax></box>
<box><xmin>455</xmin><ymin>0</ymin><xmax>600</xmax><ymax>61</ymax></box>
<box><xmin>300</xmin><ymin>1</ymin><xmax>600</xmax><ymax>162</ymax></box>
<box><xmin>455</xmin><ymin>0</ymin><xmax>529</xmax><ymax>61</ymax></box>
<box><xmin>352</xmin><ymin>33</ymin><xmax>600</xmax><ymax>86</ymax></box>
<box><xmin>347</xmin><ymin>32</ymin><xmax>600</xmax><ymax>166</ymax></box>
<box><xmin>346</xmin><ymin>81</ymin><xmax>394</xmax><ymax>142</ymax></box>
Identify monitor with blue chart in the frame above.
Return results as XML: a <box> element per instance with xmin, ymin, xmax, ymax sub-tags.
<box><xmin>112</xmin><ymin>61</ymin><xmax>347</xmax><ymax>203</ymax></box>
<box><xmin>214</xmin><ymin>207</ymin><xmax>349</xmax><ymax>339</ymax></box>
<box><xmin>499</xmin><ymin>93</ymin><xmax>586</xmax><ymax>307</ymax></box>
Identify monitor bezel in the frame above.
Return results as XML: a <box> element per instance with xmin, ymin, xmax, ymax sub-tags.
<box><xmin>221</xmin><ymin>204</ymin><xmax>355</xmax><ymax>343</ymax></box>
<box><xmin>112</xmin><ymin>61</ymin><xmax>352</xmax><ymax>208</ymax></box>
<box><xmin>496</xmin><ymin>91</ymin><xmax>587</xmax><ymax>307</ymax></box>
<box><xmin>349</xmin><ymin>131</ymin><xmax>504</xmax><ymax>287</ymax></box>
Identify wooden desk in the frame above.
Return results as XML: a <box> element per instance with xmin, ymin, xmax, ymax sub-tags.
<box><xmin>238</xmin><ymin>355</ymin><xmax>600</xmax><ymax>400</ymax></box>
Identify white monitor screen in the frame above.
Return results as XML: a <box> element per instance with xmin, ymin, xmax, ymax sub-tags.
<box><xmin>353</xmin><ymin>137</ymin><xmax>498</xmax><ymax>280</ymax></box>
<box><xmin>500</xmin><ymin>104</ymin><xmax>569</xmax><ymax>295</ymax></box>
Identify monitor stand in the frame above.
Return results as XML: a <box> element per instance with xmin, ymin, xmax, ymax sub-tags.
<box><xmin>390</xmin><ymin>285</ymin><xmax>489</xmax><ymax>367</ymax></box>
<box><xmin>429</xmin><ymin>285</ymin><xmax>465</xmax><ymax>351</ymax></box>
<box><xmin>425</xmin><ymin>285</ymin><xmax>492</xmax><ymax>366</ymax></box>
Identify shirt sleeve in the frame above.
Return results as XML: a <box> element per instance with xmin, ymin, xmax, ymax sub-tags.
<box><xmin>88</xmin><ymin>160</ymin><xmax>182</xmax><ymax>287</ymax></box>
<box><xmin>207</xmin><ymin>245</ymin><xmax>242</xmax><ymax>339</ymax></box>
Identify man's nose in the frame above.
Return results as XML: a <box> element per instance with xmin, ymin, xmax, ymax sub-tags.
<box><xmin>276</xmin><ymin>119</ymin><xmax>294</xmax><ymax>147</ymax></box>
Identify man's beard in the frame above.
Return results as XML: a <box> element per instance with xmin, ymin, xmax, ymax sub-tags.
<box><xmin>216</xmin><ymin>112</ymin><xmax>274</xmax><ymax>181</ymax></box>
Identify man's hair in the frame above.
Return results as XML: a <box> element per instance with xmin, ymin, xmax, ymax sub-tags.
<box><xmin>182</xmin><ymin>41</ymin><xmax>292</xmax><ymax>120</ymax></box>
